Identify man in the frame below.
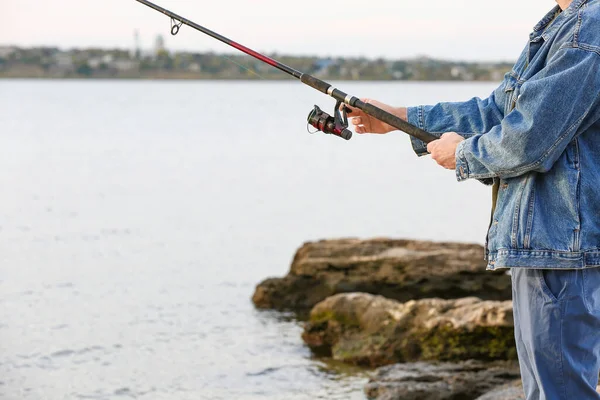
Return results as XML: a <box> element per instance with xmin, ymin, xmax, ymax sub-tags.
<box><xmin>347</xmin><ymin>0</ymin><xmax>600</xmax><ymax>399</ymax></box>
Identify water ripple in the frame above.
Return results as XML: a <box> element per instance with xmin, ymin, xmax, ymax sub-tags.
<box><xmin>49</xmin><ymin>346</ymin><xmax>106</xmax><ymax>359</ymax></box>
<box><xmin>50</xmin><ymin>350</ymin><xmax>76</xmax><ymax>358</ymax></box>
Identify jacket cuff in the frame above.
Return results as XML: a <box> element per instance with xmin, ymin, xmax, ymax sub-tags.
<box><xmin>455</xmin><ymin>139</ymin><xmax>470</xmax><ymax>182</ymax></box>
<box><xmin>407</xmin><ymin>106</ymin><xmax>429</xmax><ymax>157</ymax></box>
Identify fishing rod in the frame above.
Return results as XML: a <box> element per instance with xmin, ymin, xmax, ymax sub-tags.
<box><xmin>134</xmin><ymin>0</ymin><xmax>437</xmax><ymax>143</ymax></box>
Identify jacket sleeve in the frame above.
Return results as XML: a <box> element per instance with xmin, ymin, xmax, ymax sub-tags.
<box><xmin>406</xmin><ymin>81</ymin><xmax>508</xmax><ymax>156</ymax></box>
<box><xmin>455</xmin><ymin>47</ymin><xmax>600</xmax><ymax>182</ymax></box>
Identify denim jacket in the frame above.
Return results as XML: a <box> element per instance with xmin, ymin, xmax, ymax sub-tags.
<box><xmin>407</xmin><ymin>0</ymin><xmax>600</xmax><ymax>270</ymax></box>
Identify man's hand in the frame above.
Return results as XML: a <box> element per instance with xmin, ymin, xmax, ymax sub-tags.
<box><xmin>346</xmin><ymin>99</ymin><xmax>407</xmax><ymax>134</ymax></box>
<box><xmin>427</xmin><ymin>132</ymin><xmax>465</xmax><ymax>170</ymax></box>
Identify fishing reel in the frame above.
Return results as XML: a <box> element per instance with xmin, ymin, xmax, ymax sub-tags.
<box><xmin>307</xmin><ymin>100</ymin><xmax>353</xmax><ymax>141</ymax></box>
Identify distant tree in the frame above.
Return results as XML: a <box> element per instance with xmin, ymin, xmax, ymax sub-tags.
<box><xmin>156</xmin><ymin>49</ymin><xmax>174</xmax><ymax>70</ymax></box>
<box><xmin>76</xmin><ymin>62</ymin><xmax>93</xmax><ymax>76</ymax></box>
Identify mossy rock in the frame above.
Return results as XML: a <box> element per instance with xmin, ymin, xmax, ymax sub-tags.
<box><xmin>410</xmin><ymin>325</ymin><xmax>517</xmax><ymax>362</ymax></box>
<box><xmin>303</xmin><ymin>293</ymin><xmax>516</xmax><ymax>368</ymax></box>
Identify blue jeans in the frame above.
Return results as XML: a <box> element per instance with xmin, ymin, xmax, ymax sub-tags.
<box><xmin>512</xmin><ymin>267</ymin><xmax>600</xmax><ymax>400</ymax></box>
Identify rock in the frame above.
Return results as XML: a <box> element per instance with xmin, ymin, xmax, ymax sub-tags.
<box><xmin>252</xmin><ymin>239</ymin><xmax>512</xmax><ymax>311</ymax></box>
<box><xmin>475</xmin><ymin>380</ymin><xmax>600</xmax><ymax>399</ymax></box>
<box><xmin>365</xmin><ymin>361</ymin><xmax>521</xmax><ymax>400</ymax></box>
<box><xmin>251</xmin><ymin>275</ymin><xmax>333</xmax><ymax>313</ymax></box>
<box><xmin>302</xmin><ymin>293</ymin><xmax>516</xmax><ymax>367</ymax></box>
<box><xmin>475</xmin><ymin>380</ymin><xmax>525</xmax><ymax>400</ymax></box>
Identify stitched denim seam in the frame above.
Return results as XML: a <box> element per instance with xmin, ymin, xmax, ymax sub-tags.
<box><xmin>524</xmin><ymin>185</ymin><xmax>536</xmax><ymax>249</ymax></box>
<box><xmin>418</xmin><ymin>105</ymin><xmax>427</xmax><ymax>132</ymax></box>
<box><xmin>533</xmin><ymin>6</ymin><xmax>562</xmax><ymax>32</ymax></box>
<box><xmin>496</xmin><ymin>249</ymin><xmax>585</xmax><ymax>258</ymax></box>
<box><xmin>578</xmin><ymin>43</ymin><xmax>600</xmax><ymax>57</ymax></box>
<box><xmin>562</xmin><ymin>42</ymin><xmax>600</xmax><ymax>57</ymax></box>
<box><xmin>574</xmin><ymin>138</ymin><xmax>582</xmax><ymax>252</ymax></box>
<box><xmin>574</xmin><ymin>6</ymin><xmax>584</xmax><ymax>44</ymax></box>
<box><xmin>409</xmin><ymin>106</ymin><xmax>429</xmax><ymax>155</ymax></box>
<box><xmin>493</xmin><ymin>251</ymin><xmax>600</xmax><ymax>268</ymax></box>
<box><xmin>466</xmin><ymin>171</ymin><xmax>499</xmax><ymax>180</ymax></box>
<box><xmin>559</xmin><ymin>298</ymin><xmax>567</xmax><ymax>400</ymax></box>
<box><xmin>511</xmin><ymin>175</ymin><xmax>530</xmax><ymax>248</ymax></box>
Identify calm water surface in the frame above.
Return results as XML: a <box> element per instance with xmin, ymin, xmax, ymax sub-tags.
<box><xmin>0</xmin><ymin>80</ymin><xmax>498</xmax><ymax>400</ymax></box>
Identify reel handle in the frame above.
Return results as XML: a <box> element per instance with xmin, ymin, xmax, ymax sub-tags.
<box><xmin>337</xmin><ymin>127</ymin><xmax>353</xmax><ymax>141</ymax></box>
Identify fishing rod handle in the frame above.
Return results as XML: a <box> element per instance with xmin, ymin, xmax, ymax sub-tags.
<box><xmin>301</xmin><ymin>74</ymin><xmax>437</xmax><ymax>144</ymax></box>
<box><xmin>355</xmin><ymin>100</ymin><xmax>437</xmax><ymax>144</ymax></box>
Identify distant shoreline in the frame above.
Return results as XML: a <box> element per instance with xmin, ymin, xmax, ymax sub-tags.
<box><xmin>0</xmin><ymin>75</ymin><xmax>500</xmax><ymax>83</ymax></box>
<box><xmin>0</xmin><ymin>46</ymin><xmax>512</xmax><ymax>82</ymax></box>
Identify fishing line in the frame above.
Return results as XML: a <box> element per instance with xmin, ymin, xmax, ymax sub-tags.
<box><xmin>220</xmin><ymin>55</ymin><xmax>267</xmax><ymax>80</ymax></box>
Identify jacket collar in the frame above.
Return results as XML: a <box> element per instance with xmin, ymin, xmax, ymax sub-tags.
<box><xmin>531</xmin><ymin>0</ymin><xmax>588</xmax><ymax>41</ymax></box>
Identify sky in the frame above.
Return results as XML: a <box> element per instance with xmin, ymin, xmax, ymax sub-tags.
<box><xmin>0</xmin><ymin>0</ymin><xmax>558</xmax><ymax>61</ymax></box>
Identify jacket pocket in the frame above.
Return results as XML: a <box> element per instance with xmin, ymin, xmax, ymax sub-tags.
<box><xmin>523</xmin><ymin>183</ymin><xmax>536</xmax><ymax>250</ymax></box>
<box><xmin>524</xmin><ymin>160</ymin><xmax>581</xmax><ymax>252</ymax></box>
<box><xmin>503</xmin><ymin>76</ymin><xmax>518</xmax><ymax>114</ymax></box>
<box><xmin>512</xmin><ymin>173</ymin><xmax>536</xmax><ymax>249</ymax></box>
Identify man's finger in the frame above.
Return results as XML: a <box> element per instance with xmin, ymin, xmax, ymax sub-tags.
<box><xmin>351</xmin><ymin>117</ymin><xmax>362</xmax><ymax>126</ymax></box>
<box><xmin>341</xmin><ymin>104</ymin><xmax>358</xmax><ymax>114</ymax></box>
<box><xmin>427</xmin><ymin>140</ymin><xmax>438</xmax><ymax>153</ymax></box>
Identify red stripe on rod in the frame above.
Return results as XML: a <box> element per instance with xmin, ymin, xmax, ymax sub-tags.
<box><xmin>228</xmin><ymin>41</ymin><xmax>278</xmax><ymax>68</ymax></box>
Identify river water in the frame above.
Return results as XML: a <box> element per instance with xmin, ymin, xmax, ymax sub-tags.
<box><xmin>0</xmin><ymin>80</ymin><xmax>498</xmax><ymax>400</ymax></box>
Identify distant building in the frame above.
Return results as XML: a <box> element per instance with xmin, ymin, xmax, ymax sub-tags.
<box><xmin>188</xmin><ymin>62</ymin><xmax>201</xmax><ymax>72</ymax></box>
<box><xmin>313</xmin><ymin>58</ymin><xmax>335</xmax><ymax>76</ymax></box>
<box><xmin>54</xmin><ymin>52</ymin><xmax>73</xmax><ymax>69</ymax></box>
<box><xmin>132</xmin><ymin>30</ymin><xmax>142</xmax><ymax>60</ymax></box>
<box><xmin>451</xmin><ymin>66</ymin><xmax>467</xmax><ymax>78</ymax></box>
<box><xmin>0</xmin><ymin>46</ymin><xmax>16</xmax><ymax>58</ymax></box>
<box><xmin>48</xmin><ymin>51</ymin><xmax>75</xmax><ymax>75</ymax></box>
<box><xmin>102</xmin><ymin>54</ymin><xmax>114</xmax><ymax>64</ymax></box>
<box><xmin>112</xmin><ymin>59</ymin><xmax>139</xmax><ymax>72</ymax></box>
<box><xmin>88</xmin><ymin>57</ymin><xmax>103</xmax><ymax>69</ymax></box>
<box><xmin>155</xmin><ymin>35</ymin><xmax>166</xmax><ymax>57</ymax></box>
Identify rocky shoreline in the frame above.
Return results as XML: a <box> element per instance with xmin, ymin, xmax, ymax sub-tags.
<box><xmin>252</xmin><ymin>239</ymin><xmax>512</xmax><ymax>311</ymax></box>
<box><xmin>252</xmin><ymin>238</ymin><xmax>599</xmax><ymax>399</ymax></box>
<box><xmin>365</xmin><ymin>361</ymin><xmax>522</xmax><ymax>400</ymax></box>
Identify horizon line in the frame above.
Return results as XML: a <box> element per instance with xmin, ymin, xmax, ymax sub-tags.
<box><xmin>0</xmin><ymin>44</ymin><xmax>516</xmax><ymax>65</ymax></box>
